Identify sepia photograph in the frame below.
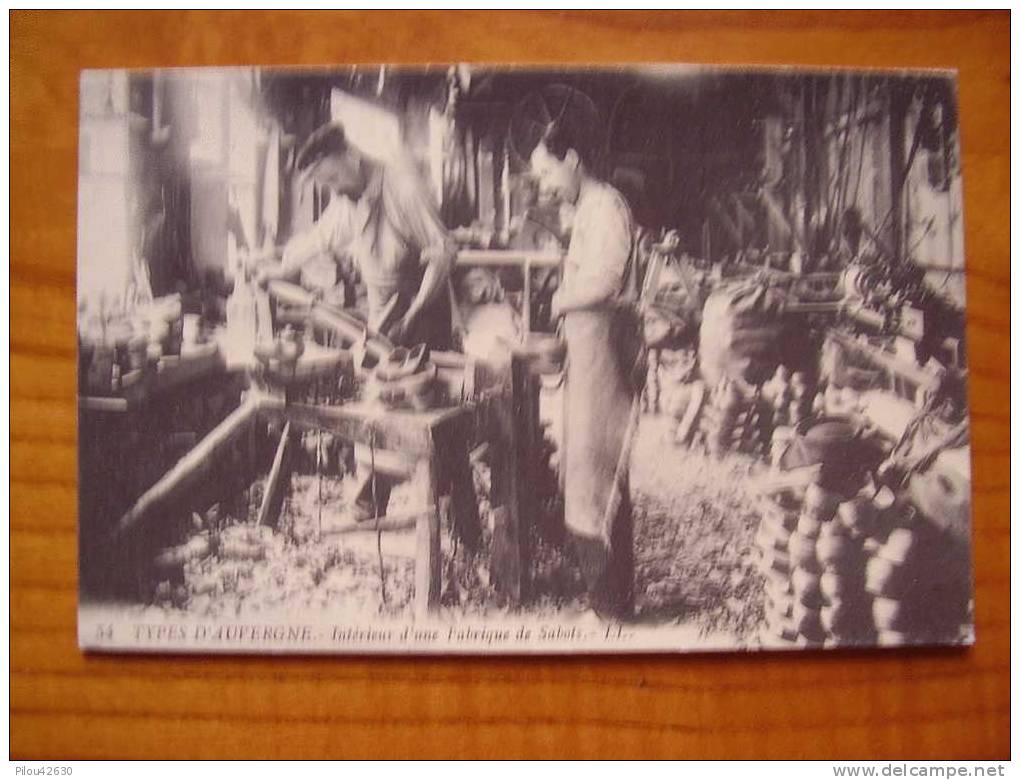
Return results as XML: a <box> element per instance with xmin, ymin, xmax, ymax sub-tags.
<box><xmin>76</xmin><ymin>62</ymin><xmax>973</xmax><ymax>654</ymax></box>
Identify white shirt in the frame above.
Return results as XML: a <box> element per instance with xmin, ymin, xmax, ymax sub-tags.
<box><xmin>562</xmin><ymin>179</ymin><xmax>634</xmax><ymax>306</ymax></box>
<box><xmin>288</xmin><ymin>160</ymin><xmax>452</xmax><ymax>289</ymax></box>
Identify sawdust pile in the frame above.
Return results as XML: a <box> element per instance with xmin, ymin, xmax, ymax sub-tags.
<box><xmin>156</xmin><ymin>474</ymin><xmax>416</xmax><ymax>618</ymax></box>
<box><xmin>630</xmin><ymin>415</ymin><xmax>766</xmax><ymax>640</ymax></box>
<box><xmin>151</xmin><ymin>419</ymin><xmax>768</xmax><ymax>642</ymax></box>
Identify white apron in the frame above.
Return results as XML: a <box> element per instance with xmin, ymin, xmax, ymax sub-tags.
<box><xmin>560</xmin><ymin>180</ymin><xmax>640</xmax><ymax>546</ymax></box>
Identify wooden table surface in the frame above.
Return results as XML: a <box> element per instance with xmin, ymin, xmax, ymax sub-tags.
<box><xmin>10</xmin><ymin>10</ymin><xmax>1009</xmax><ymax>759</ymax></box>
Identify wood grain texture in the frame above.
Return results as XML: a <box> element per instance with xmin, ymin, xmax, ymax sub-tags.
<box><xmin>10</xmin><ymin>10</ymin><xmax>1009</xmax><ymax>759</ymax></box>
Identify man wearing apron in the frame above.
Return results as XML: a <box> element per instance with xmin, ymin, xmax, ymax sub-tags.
<box><xmin>530</xmin><ymin>121</ymin><xmax>644</xmax><ymax>620</ymax></box>
<box><xmin>259</xmin><ymin>122</ymin><xmax>478</xmax><ymax>546</ymax></box>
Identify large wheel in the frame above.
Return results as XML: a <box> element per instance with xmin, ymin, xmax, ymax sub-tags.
<box><xmin>508</xmin><ymin>84</ymin><xmax>603</xmax><ymax>168</ymax></box>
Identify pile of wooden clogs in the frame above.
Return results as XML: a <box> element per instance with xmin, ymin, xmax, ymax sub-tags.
<box><xmin>370</xmin><ymin>344</ymin><xmax>438</xmax><ymax>412</ymax></box>
<box><xmin>756</xmin><ymin>477</ymin><xmax>863</xmax><ymax>646</ymax></box>
<box><xmin>755</xmin><ymin>482</ymin><xmax>803</xmax><ymax>645</ymax></box>
<box><xmin>861</xmin><ymin>497</ymin><xmax>971</xmax><ymax>646</ymax></box>
<box><xmin>695</xmin><ymin>365</ymin><xmax>824</xmax><ymax>458</ymax></box>
<box><xmin>756</xmin><ymin>473</ymin><xmax>970</xmax><ymax>648</ymax></box>
<box><xmin>697</xmin><ymin>377</ymin><xmax>770</xmax><ymax>457</ymax></box>
<box><xmin>762</xmin><ymin>365</ymin><xmax>817</xmax><ymax>428</ymax></box>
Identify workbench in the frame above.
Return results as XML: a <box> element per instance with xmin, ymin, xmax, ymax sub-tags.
<box><xmin>12</xmin><ymin>9</ymin><xmax>1007</xmax><ymax>762</ymax></box>
<box><xmin>104</xmin><ymin>337</ymin><xmax>541</xmax><ymax>617</ymax></box>
<box><xmin>78</xmin><ymin>347</ymin><xmax>247</xmax><ymax>597</ymax></box>
<box><xmin>79</xmin><ymin>348</ymin><xmax>234</xmax><ymax>413</ymax></box>
<box><xmin>261</xmin><ymin>396</ymin><xmax>473</xmax><ymax>617</ymax></box>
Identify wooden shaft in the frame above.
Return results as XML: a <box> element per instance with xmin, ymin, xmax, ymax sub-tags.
<box><xmin>456</xmin><ymin>249</ymin><xmax>562</xmax><ymax>268</ymax></box>
<box><xmin>309</xmin><ymin>305</ymin><xmax>394</xmax><ymax>360</ymax></box>
<box><xmin>260</xmin><ymin>398</ymin><xmax>435</xmax><ymax>457</ymax></box>
<box><xmin>115</xmin><ymin>398</ymin><xmax>260</xmax><ymax>537</ymax></box>
<box><xmin>256</xmin><ymin>422</ymin><xmax>293</xmax><ymax>527</ymax></box>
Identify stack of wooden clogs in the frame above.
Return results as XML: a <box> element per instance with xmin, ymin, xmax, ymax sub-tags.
<box><xmin>756</xmin><ymin>479</ymin><xmax>872</xmax><ymax>647</ymax></box>
<box><xmin>762</xmin><ymin>365</ymin><xmax>816</xmax><ymax>429</ymax></box>
<box><xmin>698</xmin><ymin>378</ymin><xmax>770</xmax><ymax>457</ymax></box>
<box><xmin>757</xmin><ymin>472</ymin><xmax>970</xmax><ymax>648</ymax></box>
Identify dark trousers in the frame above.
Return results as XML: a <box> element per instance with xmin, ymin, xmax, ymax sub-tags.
<box><xmin>570</xmin><ymin>477</ymin><xmax>635</xmax><ymax>620</ymax></box>
<box><xmin>353</xmin><ymin>447</ymin><xmax>481</xmax><ymax>550</ymax></box>
<box><xmin>354</xmin><ymin>278</ymin><xmax>479</xmax><ymax>547</ymax></box>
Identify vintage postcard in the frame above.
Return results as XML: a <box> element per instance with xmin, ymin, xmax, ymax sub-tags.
<box><xmin>77</xmin><ymin>63</ymin><xmax>972</xmax><ymax>654</ymax></box>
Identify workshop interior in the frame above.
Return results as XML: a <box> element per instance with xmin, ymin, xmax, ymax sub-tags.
<box><xmin>76</xmin><ymin>64</ymin><xmax>972</xmax><ymax>651</ymax></box>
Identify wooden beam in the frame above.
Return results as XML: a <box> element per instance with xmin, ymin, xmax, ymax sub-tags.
<box><xmin>456</xmin><ymin>249</ymin><xmax>561</xmax><ymax>268</ymax></box>
<box><xmin>308</xmin><ymin>305</ymin><xmax>393</xmax><ymax>360</ymax></box>
<box><xmin>256</xmin><ymin>422</ymin><xmax>294</xmax><ymax>528</ymax></box>
<box><xmin>261</xmin><ymin>399</ymin><xmax>436</xmax><ymax>457</ymax></box>
<box><xmin>114</xmin><ymin>398</ymin><xmax>260</xmax><ymax>537</ymax></box>
<box><xmin>261</xmin><ymin>396</ymin><xmax>473</xmax><ymax>459</ymax></box>
<box><xmin>79</xmin><ymin>396</ymin><xmax>129</xmax><ymax>413</ymax></box>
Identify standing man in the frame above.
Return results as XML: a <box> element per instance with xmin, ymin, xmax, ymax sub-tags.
<box><xmin>259</xmin><ymin>122</ymin><xmax>478</xmax><ymax>545</ymax></box>
<box><xmin>529</xmin><ymin>118</ymin><xmax>644</xmax><ymax>620</ymax></box>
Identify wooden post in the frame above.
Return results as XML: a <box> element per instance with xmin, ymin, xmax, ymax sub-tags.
<box><xmin>489</xmin><ymin>357</ymin><xmax>534</xmax><ymax>604</ymax></box>
<box><xmin>414</xmin><ymin>457</ymin><xmax>442</xmax><ymax>618</ymax></box>
<box><xmin>517</xmin><ymin>360</ymin><xmax>537</xmax><ymax>602</ymax></box>
<box><xmin>256</xmin><ymin>422</ymin><xmax>294</xmax><ymax>528</ymax></box>
<box><xmin>491</xmin><ymin>392</ymin><xmax>518</xmax><ymax>601</ymax></box>
<box><xmin>489</xmin><ymin>387</ymin><xmax>516</xmax><ymax>601</ymax></box>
